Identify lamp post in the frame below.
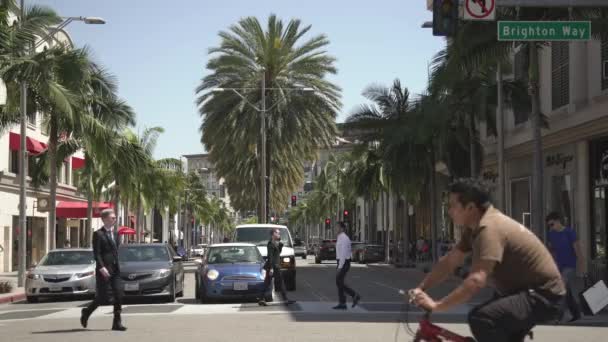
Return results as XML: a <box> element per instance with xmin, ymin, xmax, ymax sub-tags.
<box><xmin>212</xmin><ymin>81</ymin><xmax>314</xmax><ymax>224</ymax></box>
<box><xmin>17</xmin><ymin>0</ymin><xmax>105</xmax><ymax>287</ymax></box>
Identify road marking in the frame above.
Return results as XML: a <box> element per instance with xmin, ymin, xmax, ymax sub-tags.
<box><xmin>373</xmin><ymin>281</ymin><xmax>401</xmax><ymax>293</ymax></box>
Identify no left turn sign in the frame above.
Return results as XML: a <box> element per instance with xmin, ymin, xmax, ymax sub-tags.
<box><xmin>464</xmin><ymin>0</ymin><xmax>496</xmax><ymax>21</ymax></box>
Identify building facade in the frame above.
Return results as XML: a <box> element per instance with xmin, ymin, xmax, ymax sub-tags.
<box><xmin>480</xmin><ymin>38</ymin><xmax>608</xmax><ymax>273</ymax></box>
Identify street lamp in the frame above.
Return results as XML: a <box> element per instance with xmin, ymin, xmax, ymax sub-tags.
<box><xmin>17</xmin><ymin>0</ymin><xmax>105</xmax><ymax>287</ymax></box>
<box><xmin>210</xmin><ymin>80</ymin><xmax>315</xmax><ymax>224</ymax></box>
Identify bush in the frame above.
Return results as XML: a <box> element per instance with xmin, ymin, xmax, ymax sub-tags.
<box><xmin>0</xmin><ymin>281</ymin><xmax>13</xmax><ymax>294</ymax></box>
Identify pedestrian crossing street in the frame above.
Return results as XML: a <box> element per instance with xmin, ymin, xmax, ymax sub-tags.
<box><xmin>0</xmin><ymin>301</ymin><xmax>471</xmax><ymax>323</ymax></box>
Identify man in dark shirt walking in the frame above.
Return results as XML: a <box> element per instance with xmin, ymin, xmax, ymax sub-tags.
<box><xmin>80</xmin><ymin>209</ymin><xmax>127</xmax><ymax>331</ymax></box>
<box><xmin>258</xmin><ymin>228</ymin><xmax>295</xmax><ymax>306</ymax></box>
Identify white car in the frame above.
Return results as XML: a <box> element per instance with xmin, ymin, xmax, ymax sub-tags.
<box><xmin>233</xmin><ymin>224</ymin><xmax>296</xmax><ymax>291</ymax></box>
<box><xmin>191</xmin><ymin>244</ymin><xmax>207</xmax><ymax>257</ymax></box>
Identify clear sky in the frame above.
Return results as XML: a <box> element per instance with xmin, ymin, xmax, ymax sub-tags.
<box><xmin>31</xmin><ymin>0</ymin><xmax>445</xmax><ymax>159</ymax></box>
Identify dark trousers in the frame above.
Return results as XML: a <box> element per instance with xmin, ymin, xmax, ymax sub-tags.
<box><xmin>261</xmin><ymin>266</ymin><xmax>288</xmax><ymax>300</ymax></box>
<box><xmin>468</xmin><ymin>290</ymin><xmax>563</xmax><ymax>342</ymax></box>
<box><xmin>85</xmin><ymin>272</ymin><xmax>123</xmax><ymax>317</ymax></box>
<box><xmin>336</xmin><ymin>260</ymin><xmax>356</xmax><ymax>304</ymax></box>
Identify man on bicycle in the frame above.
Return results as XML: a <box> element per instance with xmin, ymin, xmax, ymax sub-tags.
<box><xmin>411</xmin><ymin>178</ymin><xmax>565</xmax><ymax>342</ymax></box>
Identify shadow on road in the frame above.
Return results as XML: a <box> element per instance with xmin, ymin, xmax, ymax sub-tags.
<box><xmin>31</xmin><ymin>328</ymin><xmax>106</xmax><ymax>334</ymax></box>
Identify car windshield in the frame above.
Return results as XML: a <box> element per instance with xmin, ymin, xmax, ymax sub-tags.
<box><xmin>206</xmin><ymin>246</ymin><xmax>262</xmax><ymax>264</ymax></box>
<box><xmin>39</xmin><ymin>251</ymin><xmax>94</xmax><ymax>266</ymax></box>
<box><xmin>119</xmin><ymin>246</ymin><xmax>170</xmax><ymax>262</ymax></box>
<box><xmin>234</xmin><ymin>227</ymin><xmax>292</xmax><ymax>247</ymax></box>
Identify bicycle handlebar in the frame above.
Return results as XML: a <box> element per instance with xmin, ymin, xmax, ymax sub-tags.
<box><xmin>399</xmin><ymin>289</ymin><xmax>431</xmax><ymax>315</ymax></box>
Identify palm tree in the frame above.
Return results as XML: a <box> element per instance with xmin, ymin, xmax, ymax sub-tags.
<box><xmin>196</xmin><ymin>14</ymin><xmax>341</xmax><ymax>218</ymax></box>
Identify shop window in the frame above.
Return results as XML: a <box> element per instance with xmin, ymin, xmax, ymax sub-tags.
<box><xmin>513</xmin><ymin>48</ymin><xmax>530</xmax><ymax>125</ymax></box>
<box><xmin>549</xmin><ymin>174</ymin><xmax>573</xmax><ymax>225</ymax></box>
<box><xmin>551</xmin><ymin>41</ymin><xmax>570</xmax><ymax>110</ymax></box>
<box><xmin>510</xmin><ymin>177</ymin><xmax>531</xmax><ymax>226</ymax></box>
<box><xmin>63</xmin><ymin>160</ymin><xmax>70</xmax><ymax>185</ymax></box>
<box><xmin>592</xmin><ymin>187</ymin><xmax>606</xmax><ymax>260</ymax></box>
<box><xmin>9</xmin><ymin>150</ymin><xmax>18</xmax><ymax>174</ymax></box>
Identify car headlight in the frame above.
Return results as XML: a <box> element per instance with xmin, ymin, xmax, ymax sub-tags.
<box><xmin>155</xmin><ymin>269</ymin><xmax>171</xmax><ymax>278</ymax></box>
<box><xmin>26</xmin><ymin>273</ymin><xmax>40</xmax><ymax>280</ymax></box>
<box><xmin>76</xmin><ymin>271</ymin><xmax>95</xmax><ymax>279</ymax></box>
<box><xmin>283</xmin><ymin>257</ymin><xmax>291</xmax><ymax>263</ymax></box>
<box><xmin>207</xmin><ymin>269</ymin><xmax>219</xmax><ymax>280</ymax></box>
<box><xmin>260</xmin><ymin>269</ymin><xmax>266</xmax><ymax>279</ymax></box>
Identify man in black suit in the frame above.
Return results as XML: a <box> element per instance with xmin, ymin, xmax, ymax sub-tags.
<box><xmin>258</xmin><ymin>228</ymin><xmax>295</xmax><ymax>306</ymax></box>
<box><xmin>80</xmin><ymin>209</ymin><xmax>126</xmax><ymax>331</ymax></box>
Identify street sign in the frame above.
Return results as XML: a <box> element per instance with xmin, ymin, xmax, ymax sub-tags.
<box><xmin>498</xmin><ymin>21</ymin><xmax>591</xmax><ymax>41</ymax></box>
<box><xmin>464</xmin><ymin>0</ymin><xmax>496</xmax><ymax>21</ymax></box>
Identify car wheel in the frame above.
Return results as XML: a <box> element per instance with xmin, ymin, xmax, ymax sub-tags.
<box><xmin>195</xmin><ymin>276</ymin><xmax>200</xmax><ymax>300</ymax></box>
<box><xmin>167</xmin><ymin>278</ymin><xmax>176</xmax><ymax>303</ymax></box>
<box><xmin>26</xmin><ymin>296</ymin><xmax>39</xmax><ymax>303</ymax></box>
<box><xmin>315</xmin><ymin>256</ymin><xmax>321</xmax><ymax>264</ymax></box>
<box><xmin>301</xmin><ymin>255</ymin><xmax>306</xmax><ymax>260</ymax></box>
<box><xmin>176</xmin><ymin>275</ymin><xmax>185</xmax><ymax>298</ymax></box>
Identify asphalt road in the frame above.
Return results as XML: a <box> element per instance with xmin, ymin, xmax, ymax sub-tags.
<box><xmin>1</xmin><ymin>257</ymin><xmax>606</xmax><ymax>341</ymax></box>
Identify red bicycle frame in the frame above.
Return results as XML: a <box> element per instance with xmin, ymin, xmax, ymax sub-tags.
<box><xmin>413</xmin><ymin>312</ymin><xmax>475</xmax><ymax>342</ymax></box>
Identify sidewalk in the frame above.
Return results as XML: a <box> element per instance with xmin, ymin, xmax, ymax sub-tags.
<box><xmin>0</xmin><ymin>272</ymin><xmax>25</xmax><ymax>304</ymax></box>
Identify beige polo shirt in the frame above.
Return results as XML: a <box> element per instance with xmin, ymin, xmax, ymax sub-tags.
<box><xmin>457</xmin><ymin>206</ymin><xmax>565</xmax><ymax>297</ymax></box>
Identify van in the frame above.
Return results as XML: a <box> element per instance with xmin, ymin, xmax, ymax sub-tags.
<box><xmin>233</xmin><ymin>224</ymin><xmax>296</xmax><ymax>290</ymax></box>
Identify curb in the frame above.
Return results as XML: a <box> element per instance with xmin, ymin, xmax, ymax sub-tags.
<box><xmin>0</xmin><ymin>291</ymin><xmax>25</xmax><ymax>304</ymax></box>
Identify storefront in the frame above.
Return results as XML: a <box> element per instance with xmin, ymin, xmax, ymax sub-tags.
<box><xmin>589</xmin><ymin>138</ymin><xmax>608</xmax><ymax>265</ymax></box>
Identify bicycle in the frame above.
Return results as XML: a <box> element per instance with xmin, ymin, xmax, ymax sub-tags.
<box><xmin>399</xmin><ymin>290</ymin><xmax>534</xmax><ymax>342</ymax></box>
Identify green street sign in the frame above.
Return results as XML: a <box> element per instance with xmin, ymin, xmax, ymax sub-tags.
<box><xmin>498</xmin><ymin>21</ymin><xmax>591</xmax><ymax>41</ymax></box>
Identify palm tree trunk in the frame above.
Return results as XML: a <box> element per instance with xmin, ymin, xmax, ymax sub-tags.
<box><xmin>497</xmin><ymin>63</ymin><xmax>506</xmax><ymax>211</ymax></box>
<box><xmin>136</xmin><ymin>183</ymin><xmax>142</xmax><ymax>243</ymax></box>
<box><xmin>48</xmin><ymin>117</ymin><xmax>58</xmax><ymax>250</ymax></box>
<box><xmin>469</xmin><ymin>113</ymin><xmax>477</xmax><ymax>177</ymax></box>
<box><xmin>385</xmin><ymin>192</ymin><xmax>390</xmax><ymax>263</ymax></box>
<box><xmin>529</xmin><ymin>42</ymin><xmax>545</xmax><ymax>241</ymax></box>
<box><xmin>402</xmin><ymin>195</ymin><xmax>410</xmax><ymax>266</ymax></box>
<box><xmin>114</xmin><ymin>180</ymin><xmax>120</xmax><ymax>229</ymax></box>
<box><xmin>430</xmin><ymin>145</ymin><xmax>438</xmax><ymax>263</ymax></box>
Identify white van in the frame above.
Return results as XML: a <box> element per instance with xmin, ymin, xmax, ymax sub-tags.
<box><xmin>233</xmin><ymin>224</ymin><xmax>296</xmax><ymax>291</ymax></box>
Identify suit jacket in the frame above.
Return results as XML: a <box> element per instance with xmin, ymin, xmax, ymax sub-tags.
<box><xmin>92</xmin><ymin>226</ymin><xmax>121</xmax><ymax>276</ymax></box>
<box><xmin>265</xmin><ymin>240</ymin><xmax>283</xmax><ymax>270</ymax></box>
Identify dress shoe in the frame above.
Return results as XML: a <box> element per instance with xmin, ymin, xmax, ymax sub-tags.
<box><xmin>352</xmin><ymin>294</ymin><xmax>361</xmax><ymax>308</ymax></box>
<box><xmin>258</xmin><ymin>299</ymin><xmax>268</xmax><ymax>306</ymax></box>
<box><xmin>332</xmin><ymin>304</ymin><xmax>347</xmax><ymax>310</ymax></box>
<box><xmin>112</xmin><ymin>314</ymin><xmax>127</xmax><ymax>331</ymax></box>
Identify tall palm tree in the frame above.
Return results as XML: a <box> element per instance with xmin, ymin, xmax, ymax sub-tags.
<box><xmin>196</xmin><ymin>14</ymin><xmax>341</xmax><ymax>217</ymax></box>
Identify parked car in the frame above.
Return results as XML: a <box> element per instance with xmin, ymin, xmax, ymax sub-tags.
<box><xmin>191</xmin><ymin>244</ymin><xmax>207</xmax><ymax>257</ymax></box>
<box><xmin>25</xmin><ymin>248</ymin><xmax>96</xmax><ymax>303</ymax></box>
<box><xmin>358</xmin><ymin>244</ymin><xmax>385</xmax><ymax>264</ymax></box>
<box><xmin>195</xmin><ymin>243</ymin><xmax>269</xmax><ymax>303</ymax></box>
<box><xmin>314</xmin><ymin>240</ymin><xmax>336</xmax><ymax>264</ymax></box>
<box><xmin>233</xmin><ymin>224</ymin><xmax>296</xmax><ymax>291</ymax></box>
<box><xmin>118</xmin><ymin>243</ymin><xmax>185</xmax><ymax>302</ymax></box>
<box><xmin>293</xmin><ymin>238</ymin><xmax>307</xmax><ymax>259</ymax></box>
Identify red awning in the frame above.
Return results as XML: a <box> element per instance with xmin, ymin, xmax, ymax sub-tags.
<box><xmin>9</xmin><ymin>132</ymin><xmax>47</xmax><ymax>155</ymax></box>
<box><xmin>72</xmin><ymin>157</ymin><xmax>85</xmax><ymax>169</ymax></box>
<box><xmin>118</xmin><ymin>226</ymin><xmax>136</xmax><ymax>235</ymax></box>
<box><xmin>56</xmin><ymin>201</ymin><xmax>114</xmax><ymax>218</ymax></box>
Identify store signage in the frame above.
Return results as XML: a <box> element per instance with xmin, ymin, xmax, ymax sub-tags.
<box><xmin>546</xmin><ymin>153</ymin><xmax>574</xmax><ymax>169</ymax></box>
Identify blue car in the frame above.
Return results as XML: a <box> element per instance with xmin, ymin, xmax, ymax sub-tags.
<box><xmin>195</xmin><ymin>243</ymin><xmax>270</xmax><ymax>303</ymax></box>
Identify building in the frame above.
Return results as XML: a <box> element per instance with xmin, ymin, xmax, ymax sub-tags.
<box><xmin>479</xmin><ymin>37</ymin><xmax>608</xmax><ymax>274</ymax></box>
<box><xmin>0</xmin><ymin>16</ymin><xmax>104</xmax><ymax>273</ymax></box>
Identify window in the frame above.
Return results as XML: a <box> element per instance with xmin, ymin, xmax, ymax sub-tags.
<box><xmin>63</xmin><ymin>160</ymin><xmax>70</xmax><ymax>185</ymax></box>
<box><xmin>10</xmin><ymin>150</ymin><xmax>18</xmax><ymax>174</ymax></box>
<box><xmin>27</xmin><ymin>110</ymin><xmax>35</xmax><ymax>126</ymax></box>
<box><xmin>510</xmin><ymin>177</ymin><xmax>531</xmax><ymax>226</ymax></box>
<box><xmin>602</xmin><ymin>38</ymin><xmax>608</xmax><ymax>91</ymax></box>
<box><xmin>513</xmin><ymin>48</ymin><xmax>530</xmax><ymax>125</ymax></box>
<box><xmin>219</xmin><ymin>184</ymin><xmax>225</xmax><ymax>198</ymax></box>
<box><xmin>552</xmin><ymin>42</ymin><xmax>570</xmax><ymax>110</ymax></box>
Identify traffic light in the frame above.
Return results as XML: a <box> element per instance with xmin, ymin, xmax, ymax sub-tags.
<box><xmin>291</xmin><ymin>195</ymin><xmax>297</xmax><ymax>207</ymax></box>
<box><xmin>325</xmin><ymin>218</ymin><xmax>331</xmax><ymax>230</ymax></box>
<box><xmin>343</xmin><ymin>210</ymin><xmax>349</xmax><ymax>218</ymax></box>
<box><xmin>433</xmin><ymin>0</ymin><xmax>458</xmax><ymax>37</ymax></box>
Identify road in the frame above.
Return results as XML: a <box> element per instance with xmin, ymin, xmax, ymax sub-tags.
<box><xmin>1</xmin><ymin>257</ymin><xmax>606</xmax><ymax>341</ymax></box>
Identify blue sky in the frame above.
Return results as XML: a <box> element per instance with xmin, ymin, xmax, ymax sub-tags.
<box><xmin>31</xmin><ymin>0</ymin><xmax>445</xmax><ymax>159</ymax></box>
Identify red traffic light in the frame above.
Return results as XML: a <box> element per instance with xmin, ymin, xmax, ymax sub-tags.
<box><xmin>343</xmin><ymin>210</ymin><xmax>349</xmax><ymax>216</ymax></box>
<box><xmin>291</xmin><ymin>195</ymin><xmax>296</xmax><ymax>200</ymax></box>
<box><xmin>291</xmin><ymin>195</ymin><xmax>297</xmax><ymax>206</ymax></box>
<box><xmin>325</xmin><ymin>218</ymin><xmax>331</xmax><ymax>224</ymax></box>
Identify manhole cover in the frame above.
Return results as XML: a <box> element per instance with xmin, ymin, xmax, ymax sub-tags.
<box><xmin>0</xmin><ymin>309</ymin><xmax>63</xmax><ymax>320</ymax></box>
<box><xmin>111</xmin><ymin>305</ymin><xmax>183</xmax><ymax>314</ymax></box>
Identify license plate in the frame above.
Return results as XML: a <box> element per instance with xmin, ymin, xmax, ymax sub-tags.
<box><xmin>124</xmin><ymin>282</ymin><xmax>139</xmax><ymax>291</ymax></box>
<box><xmin>233</xmin><ymin>282</ymin><xmax>248</xmax><ymax>291</ymax></box>
<box><xmin>48</xmin><ymin>286</ymin><xmax>62</xmax><ymax>292</ymax></box>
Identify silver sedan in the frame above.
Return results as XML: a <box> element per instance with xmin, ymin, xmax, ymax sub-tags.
<box><xmin>25</xmin><ymin>248</ymin><xmax>96</xmax><ymax>303</ymax></box>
